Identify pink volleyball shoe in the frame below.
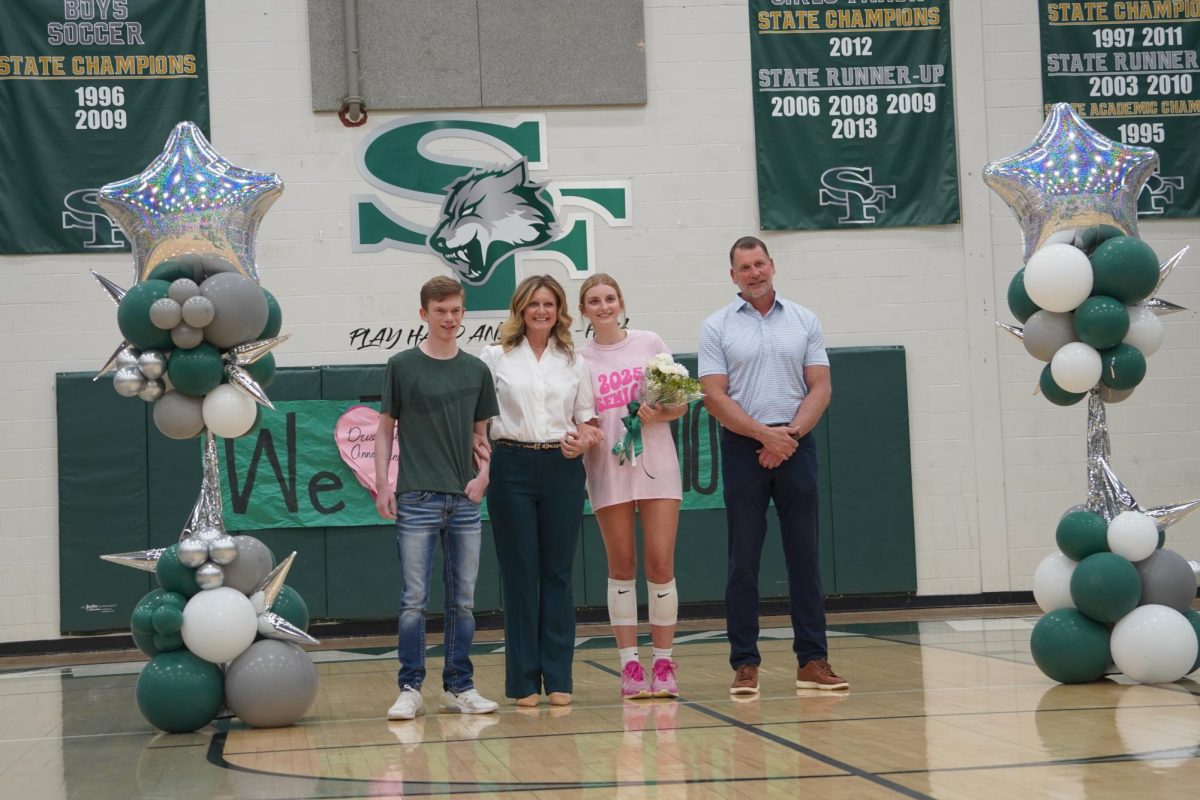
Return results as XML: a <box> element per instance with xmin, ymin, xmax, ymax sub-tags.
<box><xmin>651</xmin><ymin>659</ymin><xmax>679</xmax><ymax>698</ymax></box>
<box><xmin>621</xmin><ymin>660</ymin><xmax>651</xmax><ymax>699</ymax></box>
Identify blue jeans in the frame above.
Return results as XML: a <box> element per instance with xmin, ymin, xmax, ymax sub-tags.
<box><xmin>395</xmin><ymin>490</ymin><xmax>482</xmax><ymax>692</ymax></box>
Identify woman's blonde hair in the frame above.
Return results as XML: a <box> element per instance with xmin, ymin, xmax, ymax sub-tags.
<box><xmin>578</xmin><ymin>273</ymin><xmax>625</xmax><ymax>318</ymax></box>
<box><xmin>498</xmin><ymin>274</ymin><xmax>576</xmax><ymax>361</ymax></box>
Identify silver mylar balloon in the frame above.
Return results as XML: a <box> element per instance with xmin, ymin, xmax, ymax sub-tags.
<box><xmin>193</xmin><ymin>525</ymin><xmax>224</xmax><ymax>545</ymax></box>
<box><xmin>195</xmin><ymin>562</ymin><xmax>225</xmax><ymax>590</ymax></box>
<box><xmin>177</xmin><ymin>537</ymin><xmax>210</xmax><ymax>568</ymax></box>
<box><xmin>137</xmin><ymin>351</ymin><xmax>167</xmax><ymax>380</ymax></box>
<box><xmin>99</xmin><ymin>548</ymin><xmax>166</xmax><ymax>572</ymax></box>
<box><xmin>226</xmin><ymin>364</ymin><xmax>275</xmax><ymax>410</ymax></box>
<box><xmin>96</xmin><ymin>121</ymin><xmax>283</xmax><ymax>284</ymax></box>
<box><xmin>168</xmin><ymin>277</ymin><xmax>201</xmax><ymax>304</ymax></box>
<box><xmin>225</xmin><ymin>334</ymin><xmax>291</xmax><ymax>367</ymax></box>
<box><xmin>181</xmin><ymin>295</ymin><xmax>216</xmax><ymax>328</ymax></box>
<box><xmin>94</xmin><ymin>340</ymin><xmax>133</xmax><ymax>381</ymax></box>
<box><xmin>983</xmin><ymin>103</ymin><xmax>1159</xmax><ymax>262</ymax></box>
<box><xmin>138</xmin><ymin>379</ymin><xmax>165</xmax><ymax>402</ymax></box>
<box><xmin>171</xmin><ymin>322</ymin><xmax>204</xmax><ymax>350</ymax></box>
<box><xmin>256</xmin><ymin>612</ymin><xmax>320</xmax><ymax>646</ymax></box>
<box><xmin>209</xmin><ymin>535</ymin><xmax>238</xmax><ymax>565</ymax></box>
<box><xmin>149</xmin><ymin>297</ymin><xmax>183</xmax><ymax>330</ymax></box>
<box><xmin>116</xmin><ymin>347</ymin><xmax>141</xmax><ymax>369</ymax></box>
<box><xmin>113</xmin><ymin>366</ymin><xmax>146</xmax><ymax>397</ymax></box>
<box><xmin>90</xmin><ymin>270</ymin><xmax>127</xmax><ymax>304</ymax></box>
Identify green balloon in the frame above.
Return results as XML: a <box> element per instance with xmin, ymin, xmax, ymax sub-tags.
<box><xmin>147</xmin><ymin>259</ymin><xmax>196</xmax><ymax>283</ymax></box>
<box><xmin>1070</xmin><ymin>552</ymin><xmax>1141</xmax><ymax>623</ymax></box>
<box><xmin>1074</xmin><ymin>224</ymin><xmax>1124</xmax><ymax>254</ymax></box>
<box><xmin>1099</xmin><ymin>342</ymin><xmax>1146</xmax><ymax>390</ymax></box>
<box><xmin>1184</xmin><ymin>609</ymin><xmax>1200</xmax><ymax>674</ymax></box>
<box><xmin>1030</xmin><ymin>609</ymin><xmax>1111</xmax><ymax>684</ymax></box>
<box><xmin>1074</xmin><ymin>295</ymin><xmax>1129</xmax><ymax>350</ymax></box>
<box><xmin>1056</xmin><ymin>511</ymin><xmax>1109</xmax><ymax>561</ymax></box>
<box><xmin>153</xmin><ymin>632</ymin><xmax>184</xmax><ymax>653</ymax></box>
<box><xmin>1008</xmin><ymin>268</ymin><xmax>1040</xmax><ymax>323</ymax></box>
<box><xmin>130</xmin><ymin>589</ymin><xmax>188</xmax><ymax>657</ymax></box>
<box><xmin>167</xmin><ymin>343</ymin><xmax>224</xmax><ymax>396</ymax></box>
<box><xmin>152</xmin><ymin>603</ymin><xmax>184</xmax><ymax>636</ymax></box>
<box><xmin>117</xmin><ymin>280</ymin><xmax>174</xmax><ymax>350</ymax></box>
<box><xmin>155</xmin><ymin>544</ymin><xmax>200</xmax><ymax>598</ymax></box>
<box><xmin>135</xmin><ymin>650</ymin><xmax>224</xmax><ymax>733</ymax></box>
<box><xmin>1039</xmin><ymin>365</ymin><xmax>1085</xmax><ymax>407</ymax></box>
<box><xmin>259</xmin><ymin>288</ymin><xmax>282</xmax><ymax>339</ymax></box>
<box><xmin>271</xmin><ymin>585</ymin><xmax>310</xmax><ymax>631</ymax></box>
<box><xmin>1089</xmin><ymin>236</ymin><xmax>1160</xmax><ymax>303</ymax></box>
<box><xmin>245</xmin><ymin>352</ymin><xmax>276</xmax><ymax>389</ymax></box>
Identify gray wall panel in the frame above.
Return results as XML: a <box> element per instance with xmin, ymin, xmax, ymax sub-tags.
<box><xmin>308</xmin><ymin>0</ymin><xmax>348</xmax><ymax>112</ymax></box>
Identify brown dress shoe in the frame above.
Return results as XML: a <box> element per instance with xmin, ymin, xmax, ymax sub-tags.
<box><xmin>730</xmin><ymin>663</ymin><xmax>760</xmax><ymax>695</ymax></box>
<box><xmin>796</xmin><ymin>659</ymin><xmax>849</xmax><ymax>690</ymax></box>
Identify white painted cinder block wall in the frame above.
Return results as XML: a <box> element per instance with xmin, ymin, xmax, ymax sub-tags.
<box><xmin>1</xmin><ymin>0</ymin><xmax>1197</xmax><ymax>642</ymax></box>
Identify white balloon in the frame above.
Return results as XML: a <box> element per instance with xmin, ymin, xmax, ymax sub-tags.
<box><xmin>1050</xmin><ymin>342</ymin><xmax>1102</xmax><ymax>393</ymax></box>
<box><xmin>1024</xmin><ymin>243</ymin><xmax>1094</xmax><ymax>312</ymax></box>
<box><xmin>1033</xmin><ymin>551</ymin><xmax>1078</xmax><ymax>613</ymax></box>
<box><xmin>1111</xmin><ymin>604</ymin><xmax>1198</xmax><ymax>684</ymax></box>
<box><xmin>202</xmin><ymin>384</ymin><xmax>258</xmax><ymax>439</ymax></box>
<box><xmin>1107</xmin><ymin>510</ymin><xmax>1158</xmax><ymax>562</ymax></box>
<box><xmin>181</xmin><ymin>586</ymin><xmax>258</xmax><ymax>664</ymax></box>
<box><xmin>1124</xmin><ymin>306</ymin><xmax>1164</xmax><ymax>357</ymax></box>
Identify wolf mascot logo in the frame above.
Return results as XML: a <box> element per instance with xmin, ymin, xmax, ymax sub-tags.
<box><xmin>429</xmin><ymin>160</ymin><xmax>557</xmax><ymax>285</ymax></box>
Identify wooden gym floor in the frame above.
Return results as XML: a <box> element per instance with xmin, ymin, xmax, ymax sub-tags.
<box><xmin>2</xmin><ymin>606</ymin><xmax>1199</xmax><ymax>799</ymax></box>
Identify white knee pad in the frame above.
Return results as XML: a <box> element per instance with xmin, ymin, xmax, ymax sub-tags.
<box><xmin>607</xmin><ymin>578</ymin><xmax>638</xmax><ymax>626</ymax></box>
<box><xmin>647</xmin><ymin>580</ymin><xmax>678</xmax><ymax>627</ymax></box>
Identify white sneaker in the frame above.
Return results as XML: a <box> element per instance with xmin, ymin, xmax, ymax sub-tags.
<box><xmin>387</xmin><ymin>686</ymin><xmax>423</xmax><ymax>720</ymax></box>
<box><xmin>440</xmin><ymin>688</ymin><xmax>499</xmax><ymax>715</ymax></box>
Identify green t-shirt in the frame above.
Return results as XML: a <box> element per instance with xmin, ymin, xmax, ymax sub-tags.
<box><xmin>381</xmin><ymin>347</ymin><xmax>499</xmax><ymax>496</ymax></box>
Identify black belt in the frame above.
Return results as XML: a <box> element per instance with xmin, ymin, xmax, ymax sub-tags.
<box><xmin>494</xmin><ymin>438</ymin><xmax>561</xmax><ymax>451</ymax></box>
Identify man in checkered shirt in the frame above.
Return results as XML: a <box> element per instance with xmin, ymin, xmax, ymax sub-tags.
<box><xmin>698</xmin><ymin>236</ymin><xmax>848</xmax><ymax>696</ymax></box>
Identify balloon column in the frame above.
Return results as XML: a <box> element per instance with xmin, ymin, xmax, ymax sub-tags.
<box><xmin>986</xmin><ymin>103</ymin><xmax>1200</xmax><ymax>685</ymax></box>
<box><xmin>93</xmin><ymin>122</ymin><xmax>319</xmax><ymax>732</ymax></box>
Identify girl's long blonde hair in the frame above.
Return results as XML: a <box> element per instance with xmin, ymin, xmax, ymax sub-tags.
<box><xmin>498</xmin><ymin>274</ymin><xmax>576</xmax><ymax>362</ymax></box>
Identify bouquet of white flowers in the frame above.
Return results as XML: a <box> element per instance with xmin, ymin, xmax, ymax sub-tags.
<box><xmin>642</xmin><ymin>353</ymin><xmax>704</xmax><ymax>406</ymax></box>
<box><xmin>612</xmin><ymin>353</ymin><xmax>703</xmax><ymax>468</ymax></box>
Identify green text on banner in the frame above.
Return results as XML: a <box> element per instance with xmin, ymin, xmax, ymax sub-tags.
<box><xmin>747</xmin><ymin>0</ymin><xmax>959</xmax><ymax>230</ymax></box>
<box><xmin>218</xmin><ymin>400</ymin><xmax>725</xmax><ymax>531</ymax></box>
<box><xmin>1038</xmin><ymin>1</ymin><xmax>1200</xmax><ymax>218</ymax></box>
<box><xmin>0</xmin><ymin>0</ymin><xmax>209</xmax><ymax>254</ymax></box>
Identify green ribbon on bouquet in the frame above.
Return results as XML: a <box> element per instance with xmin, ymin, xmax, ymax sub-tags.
<box><xmin>612</xmin><ymin>401</ymin><xmax>644</xmax><ymax>466</ymax></box>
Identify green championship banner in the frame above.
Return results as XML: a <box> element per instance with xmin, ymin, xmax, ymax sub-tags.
<box><xmin>0</xmin><ymin>0</ymin><xmax>208</xmax><ymax>254</ymax></box>
<box><xmin>1039</xmin><ymin>1</ymin><xmax>1200</xmax><ymax>218</ymax></box>
<box><xmin>218</xmin><ymin>400</ymin><xmax>724</xmax><ymax>531</ymax></box>
<box><xmin>748</xmin><ymin>0</ymin><xmax>959</xmax><ymax>230</ymax></box>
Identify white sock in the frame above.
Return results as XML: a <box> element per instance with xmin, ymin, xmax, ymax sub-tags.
<box><xmin>619</xmin><ymin>647</ymin><xmax>639</xmax><ymax>666</ymax></box>
<box><xmin>653</xmin><ymin>648</ymin><xmax>673</xmax><ymax>662</ymax></box>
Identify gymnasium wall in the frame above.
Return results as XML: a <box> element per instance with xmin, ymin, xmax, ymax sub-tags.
<box><xmin>3</xmin><ymin>1</ymin><xmax>1198</xmax><ymax>642</ymax></box>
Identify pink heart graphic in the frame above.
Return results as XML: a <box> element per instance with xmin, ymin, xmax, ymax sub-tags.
<box><xmin>334</xmin><ymin>404</ymin><xmax>397</xmax><ymax>498</ymax></box>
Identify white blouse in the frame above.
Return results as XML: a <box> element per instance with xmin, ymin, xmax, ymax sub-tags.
<box><xmin>480</xmin><ymin>340</ymin><xmax>596</xmax><ymax>442</ymax></box>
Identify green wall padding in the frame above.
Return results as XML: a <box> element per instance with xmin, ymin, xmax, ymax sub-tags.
<box><xmin>57</xmin><ymin>347</ymin><xmax>916</xmax><ymax>633</ymax></box>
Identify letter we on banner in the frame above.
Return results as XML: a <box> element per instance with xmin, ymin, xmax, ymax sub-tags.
<box><xmin>0</xmin><ymin>0</ymin><xmax>209</xmax><ymax>254</ymax></box>
<box><xmin>218</xmin><ymin>400</ymin><xmax>725</xmax><ymax>531</ymax></box>
<box><xmin>747</xmin><ymin>0</ymin><xmax>960</xmax><ymax>229</ymax></box>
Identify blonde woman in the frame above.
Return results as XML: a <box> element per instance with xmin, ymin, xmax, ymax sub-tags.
<box><xmin>481</xmin><ymin>274</ymin><xmax>602</xmax><ymax>707</ymax></box>
<box><xmin>578</xmin><ymin>274</ymin><xmax>687</xmax><ymax>699</ymax></box>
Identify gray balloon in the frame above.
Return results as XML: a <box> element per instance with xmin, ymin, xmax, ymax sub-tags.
<box><xmin>168</xmin><ymin>278</ymin><xmax>201</xmax><ymax>304</ymax></box>
<box><xmin>149</xmin><ymin>297</ymin><xmax>183</xmax><ymax>330</ymax></box>
<box><xmin>171</xmin><ymin>253</ymin><xmax>209</xmax><ymax>282</ymax></box>
<box><xmin>222</xmin><ymin>535</ymin><xmax>275</xmax><ymax>594</ymax></box>
<box><xmin>1023</xmin><ymin>311</ymin><xmax>1078</xmax><ymax>362</ymax></box>
<box><xmin>153</xmin><ymin>390</ymin><xmax>205</xmax><ymax>439</ymax></box>
<box><xmin>181</xmin><ymin>295</ymin><xmax>216</xmax><ymax>328</ymax></box>
<box><xmin>199</xmin><ymin>254</ymin><xmax>240</xmax><ymax>280</ymax></box>
<box><xmin>1098</xmin><ymin>384</ymin><xmax>1135</xmax><ymax>404</ymax></box>
<box><xmin>201</xmin><ymin>273</ymin><xmax>268</xmax><ymax>349</ymax></box>
<box><xmin>1136</xmin><ymin>549</ymin><xmax>1198</xmax><ymax>613</ymax></box>
<box><xmin>171</xmin><ymin>322</ymin><xmax>204</xmax><ymax>350</ymax></box>
<box><xmin>225</xmin><ymin>640</ymin><xmax>318</xmax><ymax>728</ymax></box>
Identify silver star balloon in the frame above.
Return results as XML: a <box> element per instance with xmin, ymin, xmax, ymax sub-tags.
<box><xmin>1142</xmin><ymin>297</ymin><xmax>1188</xmax><ymax>316</ymax></box>
<box><xmin>995</xmin><ymin>321</ymin><xmax>1024</xmax><ymax>342</ymax></box>
<box><xmin>97</xmin><ymin>121</ymin><xmax>283</xmax><ymax>284</ymax></box>
<box><xmin>225</xmin><ymin>364</ymin><xmax>275</xmax><ymax>410</ymax></box>
<box><xmin>983</xmin><ymin>102</ymin><xmax>1159</xmax><ymax>262</ymax></box>
<box><xmin>100</xmin><ymin>548</ymin><xmax>166</xmax><ymax>572</ymax></box>
<box><xmin>1153</xmin><ymin>247</ymin><xmax>1188</xmax><ymax>296</ymax></box>
<box><xmin>257</xmin><ymin>612</ymin><xmax>320</xmax><ymax>646</ymax></box>
<box><xmin>93</xmin><ymin>341</ymin><xmax>135</xmax><ymax>381</ymax></box>
<box><xmin>250</xmin><ymin>551</ymin><xmax>296</xmax><ymax>613</ymax></box>
<box><xmin>224</xmin><ymin>334</ymin><xmax>291</xmax><ymax>367</ymax></box>
<box><xmin>1085</xmin><ymin>393</ymin><xmax>1200</xmax><ymax>533</ymax></box>
<box><xmin>90</xmin><ymin>271</ymin><xmax>127</xmax><ymax>304</ymax></box>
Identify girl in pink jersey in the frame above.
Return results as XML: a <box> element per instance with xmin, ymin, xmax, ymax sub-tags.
<box><xmin>578</xmin><ymin>274</ymin><xmax>687</xmax><ymax>699</ymax></box>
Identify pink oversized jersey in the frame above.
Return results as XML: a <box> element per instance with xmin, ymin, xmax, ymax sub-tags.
<box><xmin>579</xmin><ymin>330</ymin><xmax>683</xmax><ymax>510</ymax></box>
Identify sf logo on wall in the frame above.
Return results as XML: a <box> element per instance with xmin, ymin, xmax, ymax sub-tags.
<box><xmin>62</xmin><ymin>188</ymin><xmax>126</xmax><ymax>249</ymax></box>
<box><xmin>353</xmin><ymin>115</ymin><xmax>632</xmax><ymax>312</ymax></box>
<box><xmin>1139</xmin><ymin>173</ymin><xmax>1184</xmax><ymax>216</ymax></box>
<box><xmin>818</xmin><ymin>166</ymin><xmax>896</xmax><ymax>225</ymax></box>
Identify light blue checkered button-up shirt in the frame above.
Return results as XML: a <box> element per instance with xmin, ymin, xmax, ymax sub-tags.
<box><xmin>698</xmin><ymin>294</ymin><xmax>829</xmax><ymax>425</ymax></box>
